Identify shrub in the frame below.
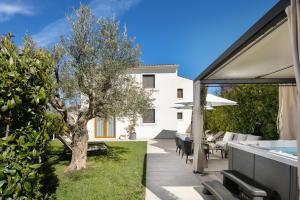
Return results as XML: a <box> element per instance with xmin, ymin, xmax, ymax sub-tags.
<box><xmin>206</xmin><ymin>85</ymin><xmax>279</xmax><ymax>139</ymax></box>
<box><xmin>44</xmin><ymin>112</ymin><xmax>67</xmax><ymax>137</ymax></box>
<box><xmin>0</xmin><ymin>123</ymin><xmax>50</xmax><ymax>199</ymax></box>
<box><xmin>0</xmin><ymin>34</ymin><xmax>55</xmax><ymax>199</ymax></box>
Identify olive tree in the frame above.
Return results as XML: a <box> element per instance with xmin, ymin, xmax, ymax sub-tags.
<box><xmin>51</xmin><ymin>5</ymin><xmax>152</xmax><ymax>171</ymax></box>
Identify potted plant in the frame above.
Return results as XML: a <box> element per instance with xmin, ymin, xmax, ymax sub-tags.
<box><xmin>127</xmin><ymin>115</ymin><xmax>137</xmax><ymax>140</ymax></box>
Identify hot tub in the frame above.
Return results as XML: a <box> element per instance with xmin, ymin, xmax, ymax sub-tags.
<box><xmin>228</xmin><ymin>140</ymin><xmax>298</xmax><ymax>200</ymax></box>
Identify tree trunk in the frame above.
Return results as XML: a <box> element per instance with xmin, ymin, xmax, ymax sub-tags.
<box><xmin>67</xmin><ymin>119</ymin><xmax>88</xmax><ymax>172</ymax></box>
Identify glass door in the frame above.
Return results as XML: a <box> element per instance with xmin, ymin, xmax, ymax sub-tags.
<box><xmin>107</xmin><ymin>117</ymin><xmax>115</xmax><ymax>137</ymax></box>
<box><xmin>94</xmin><ymin>115</ymin><xmax>115</xmax><ymax>138</ymax></box>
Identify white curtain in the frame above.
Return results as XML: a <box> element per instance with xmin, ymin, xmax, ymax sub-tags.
<box><xmin>107</xmin><ymin>117</ymin><xmax>115</xmax><ymax>137</ymax></box>
<box><xmin>286</xmin><ymin>0</ymin><xmax>300</xmax><ymax>195</ymax></box>
<box><xmin>95</xmin><ymin>117</ymin><xmax>104</xmax><ymax>137</ymax></box>
<box><xmin>278</xmin><ymin>86</ymin><xmax>297</xmax><ymax>139</ymax></box>
<box><xmin>192</xmin><ymin>80</ymin><xmax>207</xmax><ymax>173</ymax></box>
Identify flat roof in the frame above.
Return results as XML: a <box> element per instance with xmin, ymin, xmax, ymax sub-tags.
<box><xmin>129</xmin><ymin>64</ymin><xmax>178</xmax><ymax>74</ymax></box>
<box><xmin>195</xmin><ymin>0</ymin><xmax>295</xmax><ymax>85</ymax></box>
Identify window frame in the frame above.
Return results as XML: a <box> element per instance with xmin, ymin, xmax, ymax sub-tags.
<box><xmin>177</xmin><ymin>112</ymin><xmax>183</xmax><ymax>120</ymax></box>
<box><xmin>142</xmin><ymin>74</ymin><xmax>155</xmax><ymax>89</ymax></box>
<box><xmin>177</xmin><ymin>88</ymin><xmax>183</xmax><ymax>99</ymax></box>
<box><xmin>142</xmin><ymin>109</ymin><xmax>156</xmax><ymax>123</ymax></box>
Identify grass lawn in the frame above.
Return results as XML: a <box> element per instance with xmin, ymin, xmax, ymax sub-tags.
<box><xmin>45</xmin><ymin>140</ymin><xmax>147</xmax><ymax>200</ymax></box>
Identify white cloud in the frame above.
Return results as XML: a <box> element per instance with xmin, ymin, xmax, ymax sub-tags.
<box><xmin>32</xmin><ymin>0</ymin><xmax>141</xmax><ymax>47</ymax></box>
<box><xmin>0</xmin><ymin>2</ymin><xmax>35</xmax><ymax>22</ymax></box>
<box><xmin>32</xmin><ymin>18</ymin><xmax>67</xmax><ymax>47</ymax></box>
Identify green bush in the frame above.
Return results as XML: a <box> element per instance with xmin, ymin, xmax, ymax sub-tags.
<box><xmin>0</xmin><ymin>34</ymin><xmax>56</xmax><ymax>199</ymax></box>
<box><xmin>44</xmin><ymin>112</ymin><xmax>67</xmax><ymax>137</ymax></box>
<box><xmin>206</xmin><ymin>85</ymin><xmax>279</xmax><ymax>139</ymax></box>
<box><xmin>0</xmin><ymin>124</ymin><xmax>50</xmax><ymax>199</ymax></box>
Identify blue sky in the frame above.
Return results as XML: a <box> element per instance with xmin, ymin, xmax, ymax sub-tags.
<box><xmin>0</xmin><ymin>0</ymin><xmax>277</xmax><ymax>80</ymax></box>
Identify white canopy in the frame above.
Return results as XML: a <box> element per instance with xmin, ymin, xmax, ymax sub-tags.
<box><xmin>206</xmin><ymin>20</ymin><xmax>294</xmax><ymax>81</ymax></box>
<box><xmin>191</xmin><ymin>0</ymin><xmax>299</xmax><ymax>175</ymax></box>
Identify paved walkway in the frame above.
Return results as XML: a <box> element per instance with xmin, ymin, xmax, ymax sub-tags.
<box><xmin>145</xmin><ymin>139</ymin><xmax>228</xmax><ymax>200</ymax></box>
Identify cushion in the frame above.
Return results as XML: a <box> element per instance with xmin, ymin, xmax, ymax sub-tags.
<box><xmin>246</xmin><ymin>134</ymin><xmax>261</xmax><ymax>141</ymax></box>
<box><xmin>235</xmin><ymin>133</ymin><xmax>247</xmax><ymax>141</ymax></box>
<box><xmin>206</xmin><ymin>135</ymin><xmax>214</xmax><ymax>142</ymax></box>
<box><xmin>222</xmin><ymin>132</ymin><xmax>235</xmax><ymax>142</ymax></box>
<box><xmin>215</xmin><ymin>141</ymin><xmax>226</xmax><ymax>148</ymax></box>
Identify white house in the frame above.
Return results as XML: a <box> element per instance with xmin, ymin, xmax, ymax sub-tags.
<box><xmin>87</xmin><ymin>64</ymin><xmax>193</xmax><ymax>140</ymax></box>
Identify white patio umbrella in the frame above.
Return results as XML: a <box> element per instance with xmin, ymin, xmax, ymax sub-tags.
<box><xmin>173</xmin><ymin>94</ymin><xmax>237</xmax><ymax>109</ymax></box>
<box><xmin>171</xmin><ymin>105</ymin><xmax>214</xmax><ymax>110</ymax></box>
<box><xmin>206</xmin><ymin>94</ymin><xmax>237</xmax><ymax>107</ymax></box>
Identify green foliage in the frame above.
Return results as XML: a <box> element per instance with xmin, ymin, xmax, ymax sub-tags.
<box><xmin>44</xmin><ymin>112</ymin><xmax>67</xmax><ymax>136</ymax></box>
<box><xmin>55</xmin><ymin>5</ymin><xmax>152</xmax><ymax>120</ymax></box>
<box><xmin>206</xmin><ymin>85</ymin><xmax>279</xmax><ymax>139</ymax></box>
<box><xmin>0</xmin><ymin>34</ymin><xmax>55</xmax><ymax>199</ymax></box>
<box><xmin>50</xmin><ymin>5</ymin><xmax>152</xmax><ymax>169</ymax></box>
<box><xmin>0</xmin><ymin>124</ymin><xmax>50</xmax><ymax>199</ymax></box>
<box><xmin>0</xmin><ymin>34</ymin><xmax>54</xmax><ymax>131</ymax></box>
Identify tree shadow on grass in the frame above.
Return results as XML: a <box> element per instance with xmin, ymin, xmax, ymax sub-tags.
<box><xmin>41</xmin><ymin>142</ymin><xmax>129</xmax><ymax>197</ymax></box>
<box><xmin>41</xmin><ymin>156</ymin><xmax>60</xmax><ymax>198</ymax></box>
<box><xmin>41</xmin><ymin>145</ymin><xmax>69</xmax><ymax>198</ymax></box>
<box><xmin>88</xmin><ymin>144</ymin><xmax>129</xmax><ymax>162</ymax></box>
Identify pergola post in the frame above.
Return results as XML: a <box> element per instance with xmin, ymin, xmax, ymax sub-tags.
<box><xmin>192</xmin><ymin>80</ymin><xmax>208</xmax><ymax>173</ymax></box>
<box><xmin>286</xmin><ymin>0</ymin><xmax>300</xmax><ymax>195</ymax></box>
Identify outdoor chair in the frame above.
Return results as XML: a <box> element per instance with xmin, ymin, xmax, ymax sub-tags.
<box><xmin>175</xmin><ymin>136</ymin><xmax>182</xmax><ymax>154</ymax></box>
<box><xmin>202</xmin><ymin>143</ymin><xmax>210</xmax><ymax>160</ymax></box>
<box><xmin>176</xmin><ymin>133</ymin><xmax>189</xmax><ymax>156</ymax></box>
<box><xmin>213</xmin><ymin>132</ymin><xmax>236</xmax><ymax>158</ymax></box>
<box><xmin>179</xmin><ymin>137</ymin><xmax>185</xmax><ymax>157</ymax></box>
<box><xmin>182</xmin><ymin>139</ymin><xmax>193</xmax><ymax>163</ymax></box>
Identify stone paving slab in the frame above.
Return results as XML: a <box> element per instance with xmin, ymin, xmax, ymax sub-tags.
<box><xmin>145</xmin><ymin>139</ymin><xmax>227</xmax><ymax>200</ymax></box>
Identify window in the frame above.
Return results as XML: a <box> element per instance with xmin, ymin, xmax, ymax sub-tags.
<box><xmin>143</xmin><ymin>75</ymin><xmax>155</xmax><ymax>88</ymax></box>
<box><xmin>143</xmin><ymin>109</ymin><xmax>155</xmax><ymax>123</ymax></box>
<box><xmin>177</xmin><ymin>89</ymin><xmax>183</xmax><ymax>98</ymax></box>
<box><xmin>177</xmin><ymin>112</ymin><xmax>183</xmax><ymax>120</ymax></box>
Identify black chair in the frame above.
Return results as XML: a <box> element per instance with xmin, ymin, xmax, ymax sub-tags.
<box><xmin>179</xmin><ymin>137</ymin><xmax>185</xmax><ymax>157</ymax></box>
<box><xmin>182</xmin><ymin>140</ymin><xmax>193</xmax><ymax>163</ymax></box>
<box><xmin>175</xmin><ymin>136</ymin><xmax>182</xmax><ymax>154</ymax></box>
<box><xmin>203</xmin><ymin>143</ymin><xmax>209</xmax><ymax>160</ymax></box>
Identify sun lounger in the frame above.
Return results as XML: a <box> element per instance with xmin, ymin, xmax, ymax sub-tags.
<box><xmin>214</xmin><ymin>132</ymin><xmax>262</xmax><ymax>158</ymax></box>
<box><xmin>206</xmin><ymin>131</ymin><xmax>225</xmax><ymax>143</ymax></box>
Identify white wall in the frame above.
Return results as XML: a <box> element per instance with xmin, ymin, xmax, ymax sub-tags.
<box><xmin>87</xmin><ymin>119</ymin><xmax>94</xmax><ymax>140</ymax></box>
<box><xmin>87</xmin><ymin>67</ymin><xmax>193</xmax><ymax>140</ymax></box>
<box><xmin>175</xmin><ymin>77</ymin><xmax>193</xmax><ymax>134</ymax></box>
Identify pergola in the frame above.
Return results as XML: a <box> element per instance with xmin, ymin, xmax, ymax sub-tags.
<box><xmin>191</xmin><ymin>0</ymin><xmax>300</xmax><ymax>188</ymax></box>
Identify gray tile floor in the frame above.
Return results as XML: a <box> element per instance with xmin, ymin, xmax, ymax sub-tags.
<box><xmin>145</xmin><ymin>139</ymin><xmax>228</xmax><ymax>200</ymax></box>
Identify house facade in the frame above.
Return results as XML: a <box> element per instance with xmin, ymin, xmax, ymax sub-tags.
<box><xmin>87</xmin><ymin>64</ymin><xmax>193</xmax><ymax>140</ymax></box>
